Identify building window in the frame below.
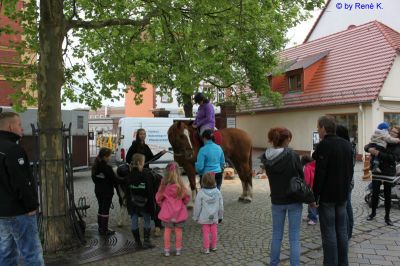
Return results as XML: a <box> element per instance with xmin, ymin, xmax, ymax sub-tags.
<box><xmin>203</xmin><ymin>87</ymin><xmax>225</xmax><ymax>103</ymax></box>
<box><xmin>77</xmin><ymin>115</ymin><xmax>84</xmax><ymax>129</ymax></box>
<box><xmin>330</xmin><ymin>113</ymin><xmax>358</xmax><ymax>145</ymax></box>
<box><xmin>161</xmin><ymin>90</ymin><xmax>173</xmax><ymax>103</ymax></box>
<box><xmin>384</xmin><ymin>113</ymin><xmax>400</xmax><ymax>127</ymax></box>
<box><xmin>288</xmin><ymin>74</ymin><xmax>302</xmax><ymax>91</ymax></box>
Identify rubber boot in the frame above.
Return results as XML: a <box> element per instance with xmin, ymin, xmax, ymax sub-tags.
<box><xmin>143</xmin><ymin>228</ymin><xmax>155</xmax><ymax>249</ymax></box>
<box><xmin>97</xmin><ymin>214</ymin><xmax>102</xmax><ymax>234</ymax></box>
<box><xmin>99</xmin><ymin>215</ymin><xmax>115</xmax><ymax>236</ymax></box>
<box><xmin>132</xmin><ymin>229</ymin><xmax>143</xmax><ymax>250</ymax></box>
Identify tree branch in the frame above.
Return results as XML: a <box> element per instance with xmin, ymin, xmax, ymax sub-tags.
<box><xmin>67</xmin><ymin>9</ymin><xmax>160</xmax><ymax>31</ymax></box>
<box><xmin>204</xmin><ymin>79</ymin><xmax>236</xmax><ymax>89</ymax></box>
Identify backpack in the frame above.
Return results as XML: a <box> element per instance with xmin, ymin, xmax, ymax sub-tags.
<box><xmin>128</xmin><ymin>182</ymin><xmax>148</xmax><ymax>208</ymax></box>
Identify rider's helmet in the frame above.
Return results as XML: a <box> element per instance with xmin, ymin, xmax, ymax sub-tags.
<box><xmin>194</xmin><ymin>92</ymin><xmax>206</xmax><ymax>104</ymax></box>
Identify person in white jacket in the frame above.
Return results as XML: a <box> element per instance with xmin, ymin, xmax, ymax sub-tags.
<box><xmin>193</xmin><ymin>172</ymin><xmax>224</xmax><ymax>254</ymax></box>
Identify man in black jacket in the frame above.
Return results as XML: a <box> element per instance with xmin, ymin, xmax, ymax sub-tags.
<box><xmin>311</xmin><ymin>115</ymin><xmax>353</xmax><ymax>266</ymax></box>
<box><xmin>0</xmin><ymin>112</ymin><xmax>44</xmax><ymax>265</ymax></box>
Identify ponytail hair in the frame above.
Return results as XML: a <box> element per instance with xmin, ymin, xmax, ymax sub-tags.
<box><xmin>92</xmin><ymin>147</ymin><xmax>112</xmax><ymax>175</ymax></box>
<box><xmin>202</xmin><ymin>129</ymin><xmax>215</xmax><ymax>142</ymax></box>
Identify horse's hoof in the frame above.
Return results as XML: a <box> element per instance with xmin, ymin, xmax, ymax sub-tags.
<box><xmin>242</xmin><ymin>198</ymin><xmax>252</xmax><ymax>203</ymax></box>
<box><xmin>238</xmin><ymin>197</ymin><xmax>245</xmax><ymax>202</ymax></box>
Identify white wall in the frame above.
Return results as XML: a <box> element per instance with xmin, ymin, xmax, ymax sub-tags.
<box><xmin>308</xmin><ymin>0</ymin><xmax>400</xmax><ymax>42</ymax></box>
<box><xmin>380</xmin><ymin>55</ymin><xmax>400</xmax><ymax>99</ymax></box>
<box><xmin>237</xmin><ymin>105</ymin><xmax>359</xmax><ymax>150</ymax></box>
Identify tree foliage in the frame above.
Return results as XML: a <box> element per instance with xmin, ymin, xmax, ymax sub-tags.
<box><xmin>1</xmin><ymin>0</ymin><xmax>324</xmax><ymax>110</ymax></box>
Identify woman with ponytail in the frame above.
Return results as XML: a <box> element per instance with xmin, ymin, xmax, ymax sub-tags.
<box><xmin>92</xmin><ymin>148</ymin><xmax>117</xmax><ymax>236</ymax></box>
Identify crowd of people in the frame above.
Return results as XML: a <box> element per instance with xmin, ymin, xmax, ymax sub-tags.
<box><xmin>2</xmin><ymin>103</ymin><xmax>399</xmax><ymax>265</ymax></box>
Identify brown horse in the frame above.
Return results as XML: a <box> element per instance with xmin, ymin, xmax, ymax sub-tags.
<box><xmin>168</xmin><ymin>121</ymin><xmax>253</xmax><ymax>202</ymax></box>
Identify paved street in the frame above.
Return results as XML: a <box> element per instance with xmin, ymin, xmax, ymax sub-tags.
<box><xmin>72</xmin><ymin>156</ymin><xmax>400</xmax><ymax>266</ymax></box>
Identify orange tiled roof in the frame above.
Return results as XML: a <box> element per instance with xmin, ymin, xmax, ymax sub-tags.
<box><xmin>243</xmin><ymin>21</ymin><xmax>400</xmax><ymax>112</ymax></box>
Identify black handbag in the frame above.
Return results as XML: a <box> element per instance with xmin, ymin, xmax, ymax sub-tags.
<box><xmin>286</xmin><ymin>152</ymin><xmax>315</xmax><ymax>203</ymax></box>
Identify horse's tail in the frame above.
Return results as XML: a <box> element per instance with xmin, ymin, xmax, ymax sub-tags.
<box><xmin>249</xmin><ymin>146</ymin><xmax>253</xmax><ymax>177</ymax></box>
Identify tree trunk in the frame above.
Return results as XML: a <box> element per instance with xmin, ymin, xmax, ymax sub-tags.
<box><xmin>38</xmin><ymin>0</ymin><xmax>78</xmax><ymax>252</ymax></box>
<box><xmin>182</xmin><ymin>93</ymin><xmax>193</xmax><ymax>118</ymax></box>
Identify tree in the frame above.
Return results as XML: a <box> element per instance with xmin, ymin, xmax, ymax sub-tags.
<box><xmin>0</xmin><ymin>0</ymin><xmax>323</xmax><ymax>252</ymax></box>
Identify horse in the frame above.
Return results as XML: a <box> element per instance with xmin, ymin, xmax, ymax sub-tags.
<box><xmin>168</xmin><ymin>121</ymin><xmax>253</xmax><ymax>202</ymax></box>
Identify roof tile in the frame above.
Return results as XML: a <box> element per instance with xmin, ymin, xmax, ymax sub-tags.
<box><xmin>243</xmin><ymin>21</ymin><xmax>400</xmax><ymax>113</ymax></box>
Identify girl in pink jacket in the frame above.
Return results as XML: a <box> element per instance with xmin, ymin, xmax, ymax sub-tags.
<box><xmin>302</xmin><ymin>156</ymin><xmax>318</xmax><ymax>225</ymax></box>
<box><xmin>156</xmin><ymin>161</ymin><xmax>190</xmax><ymax>256</ymax></box>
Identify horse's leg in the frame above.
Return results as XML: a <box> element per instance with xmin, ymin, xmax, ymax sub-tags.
<box><xmin>235</xmin><ymin>158</ymin><xmax>253</xmax><ymax>203</ymax></box>
<box><xmin>187</xmin><ymin>173</ymin><xmax>197</xmax><ymax>208</ymax></box>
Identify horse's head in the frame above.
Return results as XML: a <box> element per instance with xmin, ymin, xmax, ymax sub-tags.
<box><xmin>168</xmin><ymin>121</ymin><xmax>195</xmax><ymax>159</ymax></box>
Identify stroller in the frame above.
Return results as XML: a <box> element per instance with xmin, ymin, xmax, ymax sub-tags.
<box><xmin>364</xmin><ymin>175</ymin><xmax>400</xmax><ymax>209</ymax></box>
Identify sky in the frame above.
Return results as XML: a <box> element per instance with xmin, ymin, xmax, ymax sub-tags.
<box><xmin>64</xmin><ymin>8</ymin><xmax>322</xmax><ymax>110</ymax></box>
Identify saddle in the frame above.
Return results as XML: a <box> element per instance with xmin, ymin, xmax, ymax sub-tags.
<box><xmin>192</xmin><ymin>130</ymin><xmax>222</xmax><ymax>146</ymax></box>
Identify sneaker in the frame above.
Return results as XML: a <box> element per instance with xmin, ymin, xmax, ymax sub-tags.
<box><xmin>308</xmin><ymin>220</ymin><xmax>317</xmax><ymax>225</ymax></box>
<box><xmin>164</xmin><ymin>250</ymin><xmax>170</xmax><ymax>257</ymax></box>
<box><xmin>176</xmin><ymin>249</ymin><xmax>181</xmax><ymax>256</ymax></box>
<box><xmin>302</xmin><ymin>217</ymin><xmax>310</xmax><ymax>222</ymax></box>
<box><xmin>210</xmin><ymin>247</ymin><xmax>217</xmax><ymax>252</ymax></box>
<box><xmin>202</xmin><ymin>249</ymin><xmax>210</xmax><ymax>254</ymax></box>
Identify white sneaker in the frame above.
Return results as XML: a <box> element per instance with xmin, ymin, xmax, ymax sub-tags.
<box><xmin>176</xmin><ymin>249</ymin><xmax>181</xmax><ymax>256</ymax></box>
<box><xmin>202</xmin><ymin>249</ymin><xmax>210</xmax><ymax>254</ymax></box>
<box><xmin>164</xmin><ymin>250</ymin><xmax>170</xmax><ymax>257</ymax></box>
<box><xmin>210</xmin><ymin>247</ymin><xmax>217</xmax><ymax>252</ymax></box>
<box><xmin>308</xmin><ymin>220</ymin><xmax>317</xmax><ymax>225</ymax></box>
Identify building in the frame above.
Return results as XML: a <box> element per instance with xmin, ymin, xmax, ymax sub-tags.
<box><xmin>237</xmin><ymin>21</ymin><xmax>400</xmax><ymax>157</ymax></box>
<box><xmin>0</xmin><ymin>1</ymin><xmax>24</xmax><ymax>106</ymax></box>
<box><xmin>305</xmin><ymin>0</ymin><xmax>400</xmax><ymax>42</ymax></box>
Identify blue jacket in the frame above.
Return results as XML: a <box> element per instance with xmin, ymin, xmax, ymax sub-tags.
<box><xmin>195</xmin><ymin>140</ymin><xmax>225</xmax><ymax>175</ymax></box>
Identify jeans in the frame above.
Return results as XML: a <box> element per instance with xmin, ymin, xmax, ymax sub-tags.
<box><xmin>215</xmin><ymin>172</ymin><xmax>223</xmax><ymax>190</ymax></box>
<box><xmin>346</xmin><ymin>191</ymin><xmax>354</xmax><ymax>239</ymax></box>
<box><xmin>319</xmin><ymin>201</ymin><xmax>348</xmax><ymax>266</ymax></box>
<box><xmin>270</xmin><ymin>203</ymin><xmax>302</xmax><ymax>266</ymax></box>
<box><xmin>0</xmin><ymin>214</ymin><xmax>44</xmax><ymax>266</ymax></box>
<box><xmin>131</xmin><ymin>211</ymin><xmax>151</xmax><ymax>230</ymax></box>
<box><xmin>307</xmin><ymin>206</ymin><xmax>318</xmax><ymax>222</ymax></box>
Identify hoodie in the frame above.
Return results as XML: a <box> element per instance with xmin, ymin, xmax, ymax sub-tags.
<box><xmin>193</xmin><ymin>187</ymin><xmax>224</xmax><ymax>224</ymax></box>
<box><xmin>156</xmin><ymin>184</ymin><xmax>190</xmax><ymax>223</ymax></box>
<box><xmin>260</xmin><ymin>147</ymin><xmax>304</xmax><ymax>205</ymax></box>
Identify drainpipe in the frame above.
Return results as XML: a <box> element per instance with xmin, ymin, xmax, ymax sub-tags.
<box><xmin>358</xmin><ymin>103</ymin><xmax>365</xmax><ymax>161</ymax></box>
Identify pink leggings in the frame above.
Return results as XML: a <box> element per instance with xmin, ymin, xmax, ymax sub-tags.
<box><xmin>202</xmin><ymin>223</ymin><xmax>217</xmax><ymax>249</ymax></box>
<box><xmin>164</xmin><ymin>227</ymin><xmax>183</xmax><ymax>251</ymax></box>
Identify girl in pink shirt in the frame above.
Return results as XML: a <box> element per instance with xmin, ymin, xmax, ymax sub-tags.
<box><xmin>156</xmin><ymin>161</ymin><xmax>190</xmax><ymax>256</ymax></box>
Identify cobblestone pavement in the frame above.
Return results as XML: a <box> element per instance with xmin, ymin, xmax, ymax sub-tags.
<box><xmin>72</xmin><ymin>155</ymin><xmax>400</xmax><ymax>266</ymax></box>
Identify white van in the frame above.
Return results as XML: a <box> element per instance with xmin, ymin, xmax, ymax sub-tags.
<box><xmin>116</xmin><ymin>117</ymin><xmax>191</xmax><ymax>167</ymax></box>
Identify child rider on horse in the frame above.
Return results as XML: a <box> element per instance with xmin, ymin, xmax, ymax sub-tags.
<box><xmin>192</xmin><ymin>92</ymin><xmax>216</xmax><ymax>136</ymax></box>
